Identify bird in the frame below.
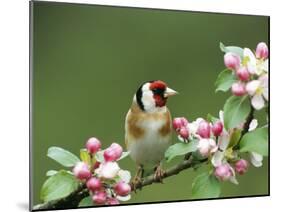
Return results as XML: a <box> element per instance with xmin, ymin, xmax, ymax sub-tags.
<box><xmin>125</xmin><ymin>80</ymin><xmax>178</xmax><ymax>188</ymax></box>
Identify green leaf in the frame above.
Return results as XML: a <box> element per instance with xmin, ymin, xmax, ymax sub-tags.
<box><xmin>118</xmin><ymin>151</ymin><xmax>130</xmax><ymax>161</ymax></box>
<box><xmin>223</xmin><ymin>96</ymin><xmax>251</xmax><ymax>130</ymax></box>
<box><xmin>80</xmin><ymin>149</ymin><xmax>91</xmax><ymax>165</ymax></box>
<box><xmin>206</xmin><ymin>113</ymin><xmax>219</xmax><ymax>124</ymax></box>
<box><xmin>46</xmin><ymin>170</ymin><xmax>58</xmax><ymax>177</ymax></box>
<box><xmin>228</xmin><ymin>129</ymin><xmax>242</xmax><ymax>148</ymax></box>
<box><xmin>220</xmin><ymin>42</ymin><xmax>244</xmax><ymax>58</ymax></box>
<box><xmin>47</xmin><ymin>146</ymin><xmax>80</xmax><ymax>167</ymax></box>
<box><xmin>239</xmin><ymin>127</ymin><xmax>268</xmax><ymax>156</ymax></box>
<box><xmin>215</xmin><ymin>69</ymin><xmax>236</xmax><ymax>93</ymax></box>
<box><xmin>165</xmin><ymin>140</ymin><xmax>198</xmax><ymax>162</ymax></box>
<box><xmin>79</xmin><ymin>196</ymin><xmax>93</xmax><ymax>207</ymax></box>
<box><xmin>40</xmin><ymin>170</ymin><xmax>79</xmax><ymax>202</ymax></box>
<box><xmin>192</xmin><ymin>172</ymin><xmax>221</xmax><ymax>199</ymax></box>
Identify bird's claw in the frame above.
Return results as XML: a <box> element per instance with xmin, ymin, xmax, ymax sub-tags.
<box><xmin>130</xmin><ymin>176</ymin><xmax>143</xmax><ymax>192</ymax></box>
<box><xmin>154</xmin><ymin>165</ymin><xmax>165</xmax><ymax>183</ymax></box>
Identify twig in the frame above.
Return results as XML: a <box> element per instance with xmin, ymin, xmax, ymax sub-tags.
<box><xmin>33</xmin><ymin>156</ymin><xmax>206</xmax><ymax>210</ymax></box>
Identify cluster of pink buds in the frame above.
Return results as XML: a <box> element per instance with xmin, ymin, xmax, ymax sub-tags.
<box><xmin>223</xmin><ymin>42</ymin><xmax>268</xmax><ymax>110</ymax></box>
<box><xmin>72</xmin><ymin>137</ymin><xmax>131</xmax><ymax>205</ymax></box>
<box><xmin>214</xmin><ymin>159</ymin><xmax>249</xmax><ymax>182</ymax></box>
<box><xmin>173</xmin><ymin>117</ymin><xmax>224</xmax><ymax>157</ymax></box>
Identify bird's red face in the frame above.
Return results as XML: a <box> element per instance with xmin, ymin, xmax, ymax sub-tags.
<box><xmin>149</xmin><ymin>80</ymin><xmax>168</xmax><ymax>107</ymax></box>
<box><xmin>135</xmin><ymin>80</ymin><xmax>178</xmax><ymax>112</ymax></box>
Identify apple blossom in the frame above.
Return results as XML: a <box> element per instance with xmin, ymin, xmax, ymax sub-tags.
<box><xmin>95</xmin><ymin>161</ymin><xmax>120</xmax><ymax>179</ymax></box>
<box><xmin>256</xmin><ymin>42</ymin><xmax>268</xmax><ymax>59</ymax></box>
<box><xmin>179</xmin><ymin>127</ymin><xmax>189</xmax><ymax>139</ymax></box>
<box><xmin>107</xmin><ymin>198</ymin><xmax>120</xmax><ymax>205</ymax></box>
<box><xmin>244</xmin><ymin>48</ymin><xmax>268</xmax><ymax>75</ymax></box>
<box><xmin>197</xmin><ymin>120</ymin><xmax>211</xmax><ymax>138</ymax></box>
<box><xmin>214</xmin><ymin>164</ymin><xmax>233</xmax><ymax>181</ymax></box>
<box><xmin>73</xmin><ymin>162</ymin><xmax>91</xmax><ymax>180</ymax></box>
<box><xmin>236</xmin><ymin>67</ymin><xmax>250</xmax><ymax>81</ymax></box>
<box><xmin>224</xmin><ymin>52</ymin><xmax>240</xmax><ymax>70</ymax></box>
<box><xmin>173</xmin><ymin>117</ymin><xmax>188</xmax><ymax>130</ymax></box>
<box><xmin>212</xmin><ymin>121</ymin><xmax>224</xmax><ymax>137</ymax></box>
<box><xmin>104</xmin><ymin>143</ymin><xmax>123</xmax><ymax>162</ymax></box>
<box><xmin>197</xmin><ymin>138</ymin><xmax>217</xmax><ymax>157</ymax></box>
<box><xmin>246</xmin><ymin>74</ymin><xmax>268</xmax><ymax>110</ymax></box>
<box><xmin>86</xmin><ymin>177</ymin><xmax>102</xmax><ymax>192</ymax></box>
<box><xmin>114</xmin><ymin>181</ymin><xmax>131</xmax><ymax>196</ymax></box>
<box><xmin>86</xmin><ymin>137</ymin><xmax>101</xmax><ymax>154</ymax></box>
<box><xmin>92</xmin><ymin>191</ymin><xmax>107</xmax><ymax>204</ymax></box>
<box><xmin>231</xmin><ymin>82</ymin><xmax>246</xmax><ymax>96</ymax></box>
<box><xmin>235</xmin><ymin>159</ymin><xmax>249</xmax><ymax>175</ymax></box>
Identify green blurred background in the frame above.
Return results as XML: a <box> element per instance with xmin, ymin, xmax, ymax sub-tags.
<box><xmin>32</xmin><ymin>1</ymin><xmax>269</xmax><ymax>207</ymax></box>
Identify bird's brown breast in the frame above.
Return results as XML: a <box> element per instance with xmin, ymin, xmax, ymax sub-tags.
<box><xmin>125</xmin><ymin>102</ymin><xmax>172</xmax><ymax>148</ymax></box>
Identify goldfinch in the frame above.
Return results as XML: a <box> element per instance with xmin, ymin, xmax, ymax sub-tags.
<box><xmin>125</xmin><ymin>80</ymin><xmax>178</xmax><ymax>185</ymax></box>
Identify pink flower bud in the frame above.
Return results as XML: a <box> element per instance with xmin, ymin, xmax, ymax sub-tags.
<box><xmin>73</xmin><ymin>162</ymin><xmax>91</xmax><ymax>180</ymax></box>
<box><xmin>103</xmin><ymin>148</ymin><xmax>117</xmax><ymax>162</ymax></box>
<box><xmin>214</xmin><ymin>164</ymin><xmax>233</xmax><ymax>181</ymax></box>
<box><xmin>235</xmin><ymin>159</ymin><xmax>249</xmax><ymax>175</ymax></box>
<box><xmin>114</xmin><ymin>181</ymin><xmax>131</xmax><ymax>196</ymax></box>
<box><xmin>110</xmin><ymin>143</ymin><xmax>123</xmax><ymax>159</ymax></box>
<box><xmin>104</xmin><ymin>143</ymin><xmax>123</xmax><ymax>162</ymax></box>
<box><xmin>197</xmin><ymin>120</ymin><xmax>211</xmax><ymax>138</ymax></box>
<box><xmin>107</xmin><ymin>197</ymin><xmax>120</xmax><ymax>205</ymax></box>
<box><xmin>92</xmin><ymin>191</ymin><xmax>107</xmax><ymax>205</ymax></box>
<box><xmin>86</xmin><ymin>177</ymin><xmax>102</xmax><ymax>192</ymax></box>
<box><xmin>173</xmin><ymin>117</ymin><xmax>188</xmax><ymax>130</ymax></box>
<box><xmin>236</xmin><ymin>67</ymin><xmax>250</xmax><ymax>81</ymax></box>
<box><xmin>224</xmin><ymin>52</ymin><xmax>240</xmax><ymax>70</ymax></box>
<box><xmin>231</xmin><ymin>82</ymin><xmax>246</xmax><ymax>96</ymax></box>
<box><xmin>86</xmin><ymin>137</ymin><xmax>101</xmax><ymax>154</ymax></box>
<box><xmin>179</xmin><ymin>127</ymin><xmax>189</xmax><ymax>139</ymax></box>
<box><xmin>212</xmin><ymin>121</ymin><xmax>223</xmax><ymax>137</ymax></box>
<box><xmin>256</xmin><ymin>42</ymin><xmax>268</xmax><ymax>59</ymax></box>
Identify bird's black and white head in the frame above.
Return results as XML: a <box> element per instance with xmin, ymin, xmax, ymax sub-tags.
<box><xmin>134</xmin><ymin>80</ymin><xmax>178</xmax><ymax>113</ymax></box>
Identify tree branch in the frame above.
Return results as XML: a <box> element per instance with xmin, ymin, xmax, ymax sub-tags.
<box><xmin>33</xmin><ymin>156</ymin><xmax>206</xmax><ymax>210</ymax></box>
<box><xmin>33</xmin><ymin>107</ymin><xmax>254</xmax><ymax>210</ymax></box>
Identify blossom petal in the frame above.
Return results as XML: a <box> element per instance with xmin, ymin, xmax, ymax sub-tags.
<box><xmin>116</xmin><ymin>194</ymin><xmax>131</xmax><ymax>201</ymax></box>
<box><xmin>97</xmin><ymin>162</ymin><xmax>120</xmax><ymax>179</ymax></box>
<box><xmin>249</xmin><ymin>119</ymin><xmax>258</xmax><ymax>131</ymax></box>
<box><xmin>218</xmin><ymin>131</ymin><xmax>230</xmax><ymax>151</ymax></box>
<box><xmin>211</xmin><ymin>151</ymin><xmax>224</xmax><ymax>167</ymax></box>
<box><xmin>251</xmin><ymin>94</ymin><xmax>265</xmax><ymax>110</ymax></box>
<box><xmin>244</xmin><ymin>48</ymin><xmax>257</xmax><ymax>74</ymax></box>
<box><xmin>263</xmin><ymin>59</ymin><xmax>268</xmax><ymax>73</ymax></box>
<box><xmin>250</xmin><ymin>152</ymin><xmax>263</xmax><ymax>167</ymax></box>
<box><xmin>219</xmin><ymin>110</ymin><xmax>224</xmax><ymax>123</ymax></box>
<box><xmin>118</xmin><ymin>170</ymin><xmax>131</xmax><ymax>183</ymax></box>
<box><xmin>229</xmin><ymin>165</ymin><xmax>239</xmax><ymax>185</ymax></box>
<box><xmin>246</xmin><ymin>80</ymin><xmax>260</xmax><ymax>96</ymax></box>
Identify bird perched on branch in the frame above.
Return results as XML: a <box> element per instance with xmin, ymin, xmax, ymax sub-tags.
<box><xmin>125</xmin><ymin>80</ymin><xmax>178</xmax><ymax>188</ymax></box>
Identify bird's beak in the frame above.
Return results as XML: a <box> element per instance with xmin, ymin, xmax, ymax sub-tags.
<box><xmin>164</xmin><ymin>87</ymin><xmax>178</xmax><ymax>98</ymax></box>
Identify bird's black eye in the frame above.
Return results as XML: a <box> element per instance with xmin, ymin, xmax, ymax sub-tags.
<box><xmin>152</xmin><ymin>88</ymin><xmax>164</xmax><ymax>95</ymax></box>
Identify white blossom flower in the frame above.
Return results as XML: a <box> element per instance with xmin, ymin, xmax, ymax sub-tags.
<box><xmin>246</xmin><ymin>74</ymin><xmax>268</xmax><ymax>110</ymax></box>
<box><xmin>197</xmin><ymin>138</ymin><xmax>217</xmax><ymax>157</ymax></box>
<box><xmin>243</xmin><ymin>48</ymin><xmax>268</xmax><ymax>76</ymax></box>
<box><xmin>95</xmin><ymin>161</ymin><xmax>120</xmax><ymax>179</ymax></box>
